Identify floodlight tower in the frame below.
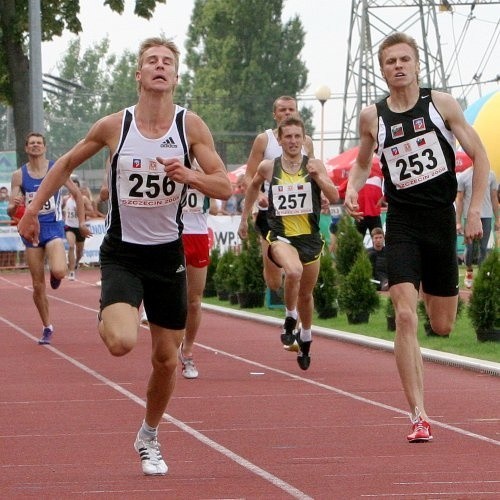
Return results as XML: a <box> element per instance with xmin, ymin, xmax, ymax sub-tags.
<box><xmin>340</xmin><ymin>0</ymin><xmax>500</xmax><ymax>152</ymax></box>
<box><xmin>340</xmin><ymin>0</ymin><xmax>451</xmax><ymax>152</ymax></box>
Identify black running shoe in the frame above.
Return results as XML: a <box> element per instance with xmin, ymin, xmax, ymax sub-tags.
<box><xmin>280</xmin><ymin>316</ymin><xmax>297</xmax><ymax>346</ymax></box>
<box><xmin>296</xmin><ymin>331</ymin><xmax>312</xmax><ymax>371</ymax></box>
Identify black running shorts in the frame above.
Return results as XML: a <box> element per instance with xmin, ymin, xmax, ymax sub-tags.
<box><xmin>266</xmin><ymin>231</ymin><xmax>324</xmax><ymax>266</ymax></box>
<box><xmin>99</xmin><ymin>235</ymin><xmax>187</xmax><ymax>329</ymax></box>
<box><xmin>385</xmin><ymin>205</ymin><xmax>458</xmax><ymax>297</ymax></box>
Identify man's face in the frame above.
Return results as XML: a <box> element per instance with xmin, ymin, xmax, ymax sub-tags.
<box><xmin>380</xmin><ymin>43</ymin><xmax>419</xmax><ymax>88</ymax></box>
<box><xmin>372</xmin><ymin>233</ymin><xmax>385</xmax><ymax>250</ymax></box>
<box><xmin>25</xmin><ymin>136</ymin><xmax>46</xmax><ymax>157</ymax></box>
<box><xmin>0</xmin><ymin>187</ymin><xmax>8</xmax><ymax>200</ymax></box>
<box><xmin>278</xmin><ymin>124</ymin><xmax>305</xmax><ymax>157</ymax></box>
<box><xmin>136</xmin><ymin>45</ymin><xmax>178</xmax><ymax>93</ymax></box>
<box><xmin>273</xmin><ymin>99</ymin><xmax>297</xmax><ymax>124</ymax></box>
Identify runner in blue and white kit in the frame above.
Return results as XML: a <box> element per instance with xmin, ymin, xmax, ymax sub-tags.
<box><xmin>8</xmin><ymin>132</ymin><xmax>89</xmax><ymax>345</ymax></box>
<box><xmin>18</xmin><ymin>38</ymin><xmax>231</xmax><ymax>476</ymax></box>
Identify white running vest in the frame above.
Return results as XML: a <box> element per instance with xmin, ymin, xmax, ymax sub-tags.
<box><xmin>106</xmin><ymin>105</ymin><xmax>190</xmax><ymax>244</ymax></box>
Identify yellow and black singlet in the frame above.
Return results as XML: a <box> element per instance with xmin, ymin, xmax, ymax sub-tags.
<box><xmin>266</xmin><ymin>156</ymin><xmax>322</xmax><ymax>238</ymax></box>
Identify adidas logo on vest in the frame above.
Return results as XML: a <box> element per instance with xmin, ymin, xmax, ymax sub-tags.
<box><xmin>160</xmin><ymin>137</ymin><xmax>177</xmax><ymax>148</ymax></box>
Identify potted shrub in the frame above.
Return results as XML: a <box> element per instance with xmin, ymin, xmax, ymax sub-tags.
<box><xmin>468</xmin><ymin>248</ymin><xmax>500</xmax><ymax>342</ymax></box>
<box><xmin>214</xmin><ymin>247</ymin><xmax>239</xmax><ymax>301</ymax></box>
<box><xmin>314</xmin><ymin>251</ymin><xmax>339</xmax><ymax>319</ymax></box>
<box><xmin>385</xmin><ymin>296</ymin><xmax>396</xmax><ymax>331</ymax></box>
<box><xmin>335</xmin><ymin>214</ymin><xmax>364</xmax><ymax>277</ymax></box>
<box><xmin>203</xmin><ymin>246</ymin><xmax>220</xmax><ymax>298</ymax></box>
<box><xmin>237</xmin><ymin>219</ymin><xmax>265</xmax><ymax>308</ymax></box>
<box><xmin>338</xmin><ymin>250</ymin><xmax>380</xmax><ymax>324</ymax></box>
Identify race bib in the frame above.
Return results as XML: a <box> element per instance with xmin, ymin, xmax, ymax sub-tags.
<box><xmin>383</xmin><ymin>130</ymin><xmax>448</xmax><ymax>190</ymax></box>
<box><xmin>271</xmin><ymin>182</ymin><xmax>313</xmax><ymax>216</ymax></box>
<box><xmin>26</xmin><ymin>191</ymin><xmax>56</xmax><ymax>215</ymax></box>
<box><xmin>117</xmin><ymin>155</ymin><xmax>183</xmax><ymax>207</ymax></box>
<box><xmin>183</xmin><ymin>188</ymin><xmax>204</xmax><ymax>213</ymax></box>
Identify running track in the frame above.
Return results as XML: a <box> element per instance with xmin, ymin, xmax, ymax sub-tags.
<box><xmin>1</xmin><ymin>268</ymin><xmax>499</xmax><ymax>499</ymax></box>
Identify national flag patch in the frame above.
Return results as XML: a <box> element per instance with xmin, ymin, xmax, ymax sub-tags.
<box><xmin>133</xmin><ymin>159</ymin><xmax>141</xmax><ymax>168</ymax></box>
<box><xmin>391</xmin><ymin>124</ymin><xmax>404</xmax><ymax>139</ymax></box>
<box><xmin>391</xmin><ymin>147</ymin><xmax>399</xmax><ymax>156</ymax></box>
<box><xmin>413</xmin><ymin>118</ymin><xmax>426</xmax><ymax>132</ymax></box>
<box><xmin>416</xmin><ymin>137</ymin><xmax>426</xmax><ymax>147</ymax></box>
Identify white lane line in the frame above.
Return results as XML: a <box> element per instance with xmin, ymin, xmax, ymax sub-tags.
<box><xmin>2</xmin><ymin>278</ymin><xmax>499</xmax><ymax>447</ymax></box>
<box><xmin>0</xmin><ymin>316</ymin><xmax>312</xmax><ymax>500</ymax></box>
<box><xmin>196</xmin><ymin>343</ymin><xmax>500</xmax><ymax>447</ymax></box>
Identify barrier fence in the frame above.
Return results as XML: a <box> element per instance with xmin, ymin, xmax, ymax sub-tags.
<box><xmin>0</xmin><ymin>216</ymin><xmax>244</xmax><ymax>270</ymax></box>
<box><xmin>1</xmin><ymin>215</ymin><xmax>492</xmax><ymax>270</ymax></box>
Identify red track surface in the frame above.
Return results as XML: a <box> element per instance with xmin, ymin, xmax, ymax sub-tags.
<box><xmin>1</xmin><ymin>268</ymin><xmax>499</xmax><ymax>499</ymax></box>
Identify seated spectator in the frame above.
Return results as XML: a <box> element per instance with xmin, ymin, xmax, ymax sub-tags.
<box><xmin>328</xmin><ymin>201</ymin><xmax>344</xmax><ymax>256</ymax></box>
<box><xmin>0</xmin><ymin>186</ymin><xmax>10</xmax><ymax>223</ymax></box>
<box><xmin>367</xmin><ymin>227</ymin><xmax>388</xmax><ymax>291</ymax></box>
<box><xmin>219</xmin><ymin>174</ymin><xmax>244</xmax><ymax>215</ymax></box>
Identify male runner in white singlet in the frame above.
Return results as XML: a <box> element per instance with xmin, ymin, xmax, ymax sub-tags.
<box><xmin>18</xmin><ymin>37</ymin><xmax>231</xmax><ymax>476</ymax></box>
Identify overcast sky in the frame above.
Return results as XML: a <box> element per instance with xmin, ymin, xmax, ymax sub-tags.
<box><xmin>41</xmin><ymin>0</ymin><xmax>500</xmax><ymax>161</ymax></box>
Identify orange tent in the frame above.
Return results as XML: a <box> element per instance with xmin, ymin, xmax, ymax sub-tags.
<box><xmin>325</xmin><ymin>147</ymin><xmax>381</xmax><ymax>186</ymax></box>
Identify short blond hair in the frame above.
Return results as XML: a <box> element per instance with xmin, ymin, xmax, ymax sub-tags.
<box><xmin>378</xmin><ymin>32</ymin><xmax>419</xmax><ymax>67</ymax></box>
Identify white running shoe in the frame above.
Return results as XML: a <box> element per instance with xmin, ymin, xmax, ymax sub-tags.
<box><xmin>134</xmin><ymin>433</ymin><xmax>168</xmax><ymax>475</ymax></box>
<box><xmin>179</xmin><ymin>347</ymin><xmax>199</xmax><ymax>379</ymax></box>
<box><xmin>68</xmin><ymin>271</ymin><xmax>75</xmax><ymax>281</ymax></box>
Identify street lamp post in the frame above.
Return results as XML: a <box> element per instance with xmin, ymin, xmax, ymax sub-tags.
<box><xmin>315</xmin><ymin>85</ymin><xmax>331</xmax><ymax>162</ymax></box>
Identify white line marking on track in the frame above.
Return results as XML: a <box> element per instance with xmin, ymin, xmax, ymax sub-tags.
<box><xmin>1</xmin><ymin>274</ymin><xmax>499</xmax><ymax>490</ymax></box>
<box><xmin>0</xmin><ymin>316</ymin><xmax>312</xmax><ymax>500</ymax></box>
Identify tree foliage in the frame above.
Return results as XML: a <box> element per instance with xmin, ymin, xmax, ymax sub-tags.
<box><xmin>179</xmin><ymin>0</ymin><xmax>311</xmax><ymax>164</ymax></box>
<box><xmin>0</xmin><ymin>0</ymin><xmax>165</xmax><ymax>163</ymax></box>
<box><xmin>335</xmin><ymin>214</ymin><xmax>364</xmax><ymax>277</ymax></box>
<box><xmin>44</xmin><ymin>38</ymin><xmax>137</xmax><ymax>168</ymax></box>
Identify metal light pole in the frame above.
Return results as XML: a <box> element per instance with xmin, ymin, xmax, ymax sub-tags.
<box><xmin>29</xmin><ymin>0</ymin><xmax>44</xmax><ymax>133</ymax></box>
<box><xmin>315</xmin><ymin>85</ymin><xmax>331</xmax><ymax>162</ymax></box>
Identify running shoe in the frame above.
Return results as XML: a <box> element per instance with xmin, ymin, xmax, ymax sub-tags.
<box><xmin>464</xmin><ymin>270</ymin><xmax>473</xmax><ymax>289</ymax></box>
<box><xmin>68</xmin><ymin>271</ymin><xmax>75</xmax><ymax>281</ymax></box>
<box><xmin>281</xmin><ymin>316</ymin><xmax>297</xmax><ymax>346</ymax></box>
<box><xmin>134</xmin><ymin>432</ymin><xmax>168</xmax><ymax>475</ymax></box>
<box><xmin>407</xmin><ymin>417</ymin><xmax>433</xmax><ymax>443</ymax></box>
<box><xmin>38</xmin><ymin>327</ymin><xmax>53</xmax><ymax>345</ymax></box>
<box><xmin>283</xmin><ymin>340</ymin><xmax>299</xmax><ymax>352</ymax></box>
<box><xmin>49</xmin><ymin>273</ymin><xmax>61</xmax><ymax>290</ymax></box>
<box><xmin>179</xmin><ymin>347</ymin><xmax>199</xmax><ymax>379</ymax></box>
<box><xmin>296</xmin><ymin>331</ymin><xmax>312</xmax><ymax>371</ymax></box>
